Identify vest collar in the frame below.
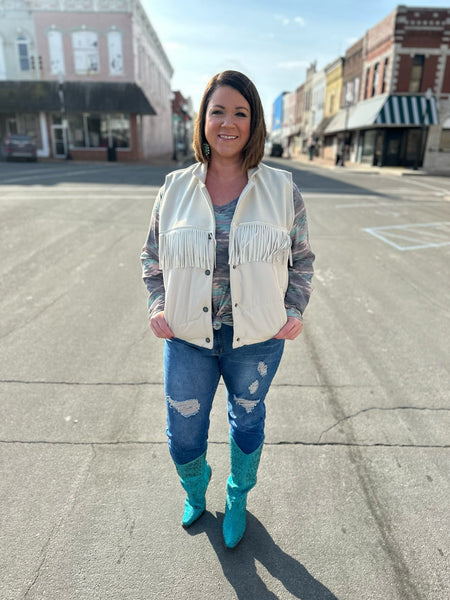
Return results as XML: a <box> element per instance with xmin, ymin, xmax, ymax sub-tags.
<box><xmin>191</xmin><ymin>161</ymin><xmax>260</xmax><ymax>184</ymax></box>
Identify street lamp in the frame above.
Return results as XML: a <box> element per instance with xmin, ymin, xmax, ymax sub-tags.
<box><xmin>413</xmin><ymin>87</ymin><xmax>432</xmax><ymax>170</ymax></box>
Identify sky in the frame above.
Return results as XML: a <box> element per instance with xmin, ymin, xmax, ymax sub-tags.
<box><xmin>143</xmin><ymin>0</ymin><xmax>450</xmax><ymax>124</ymax></box>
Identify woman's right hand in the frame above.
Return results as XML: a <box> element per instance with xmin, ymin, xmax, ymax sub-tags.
<box><xmin>150</xmin><ymin>311</ymin><xmax>175</xmax><ymax>339</ymax></box>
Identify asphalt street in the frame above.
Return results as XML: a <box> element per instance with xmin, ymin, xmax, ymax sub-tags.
<box><xmin>0</xmin><ymin>158</ymin><xmax>449</xmax><ymax>600</ymax></box>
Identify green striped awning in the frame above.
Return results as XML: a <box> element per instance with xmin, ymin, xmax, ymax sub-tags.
<box><xmin>375</xmin><ymin>95</ymin><xmax>439</xmax><ymax>126</ymax></box>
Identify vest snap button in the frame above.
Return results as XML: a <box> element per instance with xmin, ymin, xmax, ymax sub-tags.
<box><xmin>206</xmin><ymin>337</ymin><xmax>210</xmax><ymax>343</ymax></box>
<box><xmin>205</xmin><ymin>269</ymin><xmax>211</xmax><ymax>276</ymax></box>
<box><xmin>203</xmin><ymin>306</ymin><xmax>209</xmax><ymax>312</ymax></box>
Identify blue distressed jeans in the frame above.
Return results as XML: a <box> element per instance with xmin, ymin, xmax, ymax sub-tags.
<box><xmin>164</xmin><ymin>325</ymin><xmax>285</xmax><ymax>465</ymax></box>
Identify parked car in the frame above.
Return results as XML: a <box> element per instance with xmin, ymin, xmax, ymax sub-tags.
<box><xmin>1</xmin><ymin>134</ymin><xmax>37</xmax><ymax>161</ymax></box>
<box><xmin>270</xmin><ymin>142</ymin><xmax>283</xmax><ymax>157</ymax></box>
<box><xmin>265</xmin><ymin>140</ymin><xmax>284</xmax><ymax>158</ymax></box>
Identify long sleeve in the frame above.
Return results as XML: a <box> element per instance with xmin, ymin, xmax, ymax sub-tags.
<box><xmin>284</xmin><ymin>183</ymin><xmax>315</xmax><ymax>320</ymax></box>
<box><xmin>140</xmin><ymin>191</ymin><xmax>165</xmax><ymax>319</ymax></box>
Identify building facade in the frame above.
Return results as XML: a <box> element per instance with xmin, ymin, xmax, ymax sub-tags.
<box><xmin>324</xmin><ymin>5</ymin><xmax>450</xmax><ymax>171</ymax></box>
<box><xmin>271</xmin><ymin>5</ymin><xmax>450</xmax><ymax>172</ymax></box>
<box><xmin>0</xmin><ymin>0</ymin><xmax>173</xmax><ymax>161</ymax></box>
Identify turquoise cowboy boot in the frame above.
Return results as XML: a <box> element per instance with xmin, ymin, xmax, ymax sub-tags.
<box><xmin>174</xmin><ymin>451</ymin><xmax>212</xmax><ymax>528</ymax></box>
<box><xmin>223</xmin><ymin>435</ymin><xmax>264</xmax><ymax>548</ymax></box>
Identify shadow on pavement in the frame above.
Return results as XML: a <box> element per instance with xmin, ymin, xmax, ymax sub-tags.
<box><xmin>0</xmin><ymin>158</ymin><xmax>383</xmax><ymax>198</ymax></box>
<box><xmin>186</xmin><ymin>511</ymin><xmax>340</xmax><ymax>600</ymax></box>
<box><xmin>265</xmin><ymin>159</ymin><xmax>384</xmax><ymax>198</ymax></box>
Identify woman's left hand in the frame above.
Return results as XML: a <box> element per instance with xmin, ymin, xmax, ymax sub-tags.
<box><xmin>273</xmin><ymin>316</ymin><xmax>303</xmax><ymax>340</ymax></box>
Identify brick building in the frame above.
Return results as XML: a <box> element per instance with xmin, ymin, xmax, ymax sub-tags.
<box><xmin>0</xmin><ymin>0</ymin><xmax>174</xmax><ymax>161</ymax></box>
<box><xmin>324</xmin><ymin>5</ymin><xmax>449</xmax><ymax>171</ymax></box>
<box><xmin>171</xmin><ymin>90</ymin><xmax>193</xmax><ymax>160</ymax></box>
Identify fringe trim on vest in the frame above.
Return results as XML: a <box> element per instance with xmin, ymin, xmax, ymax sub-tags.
<box><xmin>159</xmin><ymin>229</ymin><xmax>213</xmax><ymax>270</ymax></box>
<box><xmin>229</xmin><ymin>223</ymin><xmax>291</xmax><ymax>266</ymax></box>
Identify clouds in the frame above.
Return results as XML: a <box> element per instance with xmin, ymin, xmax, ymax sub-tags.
<box><xmin>274</xmin><ymin>14</ymin><xmax>306</xmax><ymax>27</ymax></box>
<box><xmin>277</xmin><ymin>60</ymin><xmax>310</xmax><ymax>71</ymax></box>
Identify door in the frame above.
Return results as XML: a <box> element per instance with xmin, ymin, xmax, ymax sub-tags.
<box><xmin>51</xmin><ymin>125</ymin><xmax>67</xmax><ymax>158</ymax></box>
<box><xmin>383</xmin><ymin>130</ymin><xmax>402</xmax><ymax>166</ymax></box>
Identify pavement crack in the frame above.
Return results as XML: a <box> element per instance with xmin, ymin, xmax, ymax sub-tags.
<box><xmin>0</xmin><ymin>378</ymin><xmax>372</xmax><ymax>388</ymax></box>
<box><xmin>1</xmin><ymin>439</ymin><xmax>448</xmax><ymax>449</ymax></box>
<box><xmin>317</xmin><ymin>406</ymin><xmax>450</xmax><ymax>443</ymax></box>
<box><xmin>22</xmin><ymin>445</ymin><xmax>96</xmax><ymax>599</ymax></box>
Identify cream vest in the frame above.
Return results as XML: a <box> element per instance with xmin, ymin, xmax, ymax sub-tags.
<box><xmin>159</xmin><ymin>161</ymin><xmax>294</xmax><ymax>348</ymax></box>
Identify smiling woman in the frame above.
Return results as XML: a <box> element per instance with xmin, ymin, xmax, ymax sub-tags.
<box><xmin>140</xmin><ymin>70</ymin><xmax>315</xmax><ymax>549</ymax></box>
<box><xmin>204</xmin><ymin>86</ymin><xmax>251</xmax><ymax>164</ymax></box>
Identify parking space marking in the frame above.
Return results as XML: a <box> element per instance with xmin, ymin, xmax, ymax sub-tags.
<box><xmin>0</xmin><ymin>166</ymin><xmax>116</xmax><ymax>184</ymax></box>
<box><xmin>364</xmin><ymin>221</ymin><xmax>450</xmax><ymax>250</ymax></box>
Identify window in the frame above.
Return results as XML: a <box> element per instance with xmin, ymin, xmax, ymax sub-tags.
<box><xmin>364</xmin><ymin>67</ymin><xmax>370</xmax><ymax>99</ymax></box>
<box><xmin>439</xmin><ymin>129</ymin><xmax>450</xmax><ymax>152</ymax></box>
<box><xmin>381</xmin><ymin>58</ymin><xmax>389</xmax><ymax>93</ymax></box>
<box><xmin>354</xmin><ymin>77</ymin><xmax>360</xmax><ymax>102</ymax></box>
<box><xmin>372</xmin><ymin>63</ymin><xmax>379</xmax><ymax>97</ymax></box>
<box><xmin>48</xmin><ymin>30</ymin><xmax>65</xmax><ymax>75</ymax></box>
<box><xmin>86</xmin><ymin>114</ymin><xmax>103</xmax><ymax>147</ymax></box>
<box><xmin>67</xmin><ymin>113</ymin><xmax>130</xmax><ymax>149</ymax></box>
<box><xmin>109</xmin><ymin>114</ymin><xmax>130</xmax><ymax>147</ymax></box>
<box><xmin>107</xmin><ymin>31</ymin><xmax>123</xmax><ymax>75</ymax></box>
<box><xmin>72</xmin><ymin>31</ymin><xmax>99</xmax><ymax>74</ymax></box>
<box><xmin>17</xmin><ymin>35</ymin><xmax>30</xmax><ymax>71</ymax></box>
<box><xmin>328</xmin><ymin>92</ymin><xmax>335</xmax><ymax>114</ymax></box>
<box><xmin>409</xmin><ymin>55</ymin><xmax>425</xmax><ymax>93</ymax></box>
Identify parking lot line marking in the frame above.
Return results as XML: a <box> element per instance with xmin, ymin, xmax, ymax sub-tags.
<box><xmin>364</xmin><ymin>221</ymin><xmax>450</xmax><ymax>251</ymax></box>
<box><xmin>384</xmin><ymin>175</ymin><xmax>450</xmax><ymax>195</ymax></box>
<box><xmin>0</xmin><ymin>166</ymin><xmax>116</xmax><ymax>184</ymax></box>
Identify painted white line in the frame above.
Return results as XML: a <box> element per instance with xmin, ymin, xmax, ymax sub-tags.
<box><xmin>336</xmin><ymin>201</ymin><xmax>412</xmax><ymax>209</ymax></box>
<box><xmin>384</xmin><ymin>174</ymin><xmax>450</xmax><ymax>195</ymax></box>
<box><xmin>0</xmin><ymin>166</ymin><xmax>115</xmax><ymax>184</ymax></box>
<box><xmin>364</xmin><ymin>221</ymin><xmax>450</xmax><ymax>251</ymax></box>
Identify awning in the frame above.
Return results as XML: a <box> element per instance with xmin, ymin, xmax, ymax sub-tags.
<box><xmin>314</xmin><ymin>115</ymin><xmax>334</xmax><ymax>136</ymax></box>
<box><xmin>375</xmin><ymin>94</ymin><xmax>439</xmax><ymax>126</ymax></box>
<box><xmin>324</xmin><ymin>93</ymin><xmax>439</xmax><ymax>135</ymax></box>
<box><xmin>0</xmin><ymin>81</ymin><xmax>156</xmax><ymax>115</ymax></box>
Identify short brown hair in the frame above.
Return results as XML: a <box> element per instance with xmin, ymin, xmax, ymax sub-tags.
<box><xmin>193</xmin><ymin>71</ymin><xmax>266</xmax><ymax>171</ymax></box>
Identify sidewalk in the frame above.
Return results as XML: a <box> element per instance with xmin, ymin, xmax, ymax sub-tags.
<box><xmin>288</xmin><ymin>151</ymin><xmax>437</xmax><ymax>176</ymax></box>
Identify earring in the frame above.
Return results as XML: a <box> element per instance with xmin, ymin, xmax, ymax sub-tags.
<box><xmin>202</xmin><ymin>142</ymin><xmax>211</xmax><ymax>158</ymax></box>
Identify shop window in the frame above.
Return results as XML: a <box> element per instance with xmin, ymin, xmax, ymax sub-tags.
<box><xmin>439</xmin><ymin>129</ymin><xmax>450</xmax><ymax>152</ymax></box>
<box><xmin>72</xmin><ymin>31</ymin><xmax>99</xmax><ymax>74</ymax></box>
<box><xmin>107</xmin><ymin>30</ymin><xmax>123</xmax><ymax>75</ymax></box>
<box><xmin>66</xmin><ymin>113</ymin><xmax>130</xmax><ymax>149</ymax></box>
<box><xmin>22</xmin><ymin>113</ymin><xmax>41</xmax><ymax>146</ymax></box>
<box><xmin>86</xmin><ymin>114</ymin><xmax>103</xmax><ymax>147</ymax></box>
<box><xmin>409</xmin><ymin>55</ymin><xmax>425</xmax><ymax>93</ymax></box>
<box><xmin>68</xmin><ymin>114</ymin><xmax>86</xmax><ymax>147</ymax></box>
<box><xmin>361</xmin><ymin>130</ymin><xmax>376</xmax><ymax>163</ymax></box>
<box><xmin>109</xmin><ymin>114</ymin><xmax>130</xmax><ymax>148</ymax></box>
<box><xmin>48</xmin><ymin>30</ymin><xmax>65</xmax><ymax>75</ymax></box>
<box><xmin>17</xmin><ymin>35</ymin><xmax>31</xmax><ymax>71</ymax></box>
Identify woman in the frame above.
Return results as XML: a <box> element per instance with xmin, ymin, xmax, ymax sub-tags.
<box><xmin>141</xmin><ymin>71</ymin><xmax>314</xmax><ymax>548</ymax></box>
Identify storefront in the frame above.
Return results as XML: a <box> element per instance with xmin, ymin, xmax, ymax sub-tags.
<box><xmin>0</xmin><ymin>81</ymin><xmax>156</xmax><ymax>161</ymax></box>
<box><xmin>324</xmin><ymin>93</ymin><xmax>439</xmax><ymax>168</ymax></box>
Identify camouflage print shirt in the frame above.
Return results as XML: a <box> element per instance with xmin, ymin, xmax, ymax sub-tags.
<box><xmin>141</xmin><ymin>182</ymin><xmax>315</xmax><ymax>325</ymax></box>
